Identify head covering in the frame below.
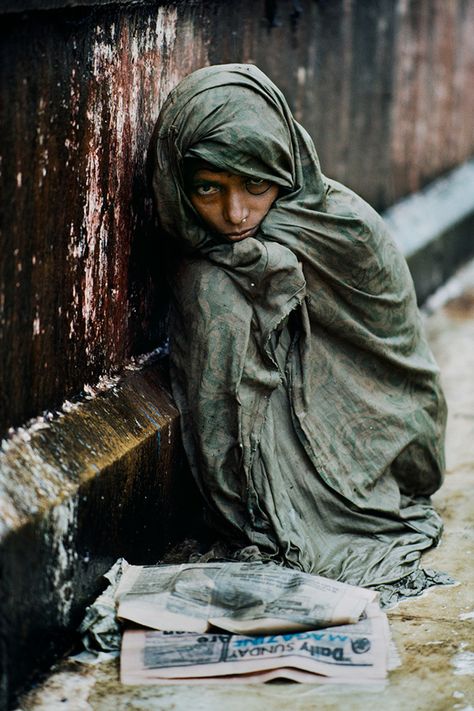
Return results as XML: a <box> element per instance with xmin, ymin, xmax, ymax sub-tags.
<box><xmin>153</xmin><ymin>65</ymin><xmax>448</xmax><ymax>599</ymax></box>
<box><xmin>153</xmin><ymin>63</ymin><xmax>324</xmax><ymax>252</ymax></box>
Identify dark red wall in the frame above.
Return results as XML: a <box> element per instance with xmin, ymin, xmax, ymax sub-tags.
<box><xmin>1</xmin><ymin>0</ymin><xmax>473</xmax><ymax>437</ymax></box>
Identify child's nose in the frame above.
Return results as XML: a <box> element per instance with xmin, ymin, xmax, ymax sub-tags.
<box><xmin>223</xmin><ymin>189</ymin><xmax>250</xmax><ymax>225</ymax></box>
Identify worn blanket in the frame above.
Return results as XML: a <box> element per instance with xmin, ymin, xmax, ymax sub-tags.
<box><xmin>153</xmin><ymin>64</ymin><xmax>447</xmax><ymax>594</ymax></box>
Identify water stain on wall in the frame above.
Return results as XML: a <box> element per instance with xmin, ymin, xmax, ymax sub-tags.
<box><xmin>1</xmin><ymin>0</ymin><xmax>473</xmax><ymax>437</ymax></box>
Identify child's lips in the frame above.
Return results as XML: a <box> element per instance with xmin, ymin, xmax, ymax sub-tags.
<box><xmin>224</xmin><ymin>225</ymin><xmax>259</xmax><ymax>241</ymax></box>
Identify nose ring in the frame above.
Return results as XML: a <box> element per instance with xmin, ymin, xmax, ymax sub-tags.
<box><xmin>241</xmin><ymin>217</ymin><xmax>247</xmax><ymax>224</ymax></box>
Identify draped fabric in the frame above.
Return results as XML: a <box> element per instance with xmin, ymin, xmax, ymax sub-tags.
<box><xmin>153</xmin><ymin>64</ymin><xmax>447</xmax><ymax>594</ymax></box>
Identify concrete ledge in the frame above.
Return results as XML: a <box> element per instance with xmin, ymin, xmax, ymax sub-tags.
<box><xmin>384</xmin><ymin>159</ymin><xmax>474</xmax><ymax>304</ymax></box>
<box><xmin>0</xmin><ymin>360</ymin><xmax>199</xmax><ymax>709</ymax></box>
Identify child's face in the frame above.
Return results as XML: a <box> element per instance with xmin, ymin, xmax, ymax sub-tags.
<box><xmin>188</xmin><ymin>168</ymin><xmax>279</xmax><ymax>242</ymax></box>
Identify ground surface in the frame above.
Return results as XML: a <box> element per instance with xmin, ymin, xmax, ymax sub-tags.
<box><xmin>17</xmin><ymin>265</ymin><xmax>474</xmax><ymax>711</ymax></box>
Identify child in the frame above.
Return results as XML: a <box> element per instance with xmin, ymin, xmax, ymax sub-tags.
<box><xmin>153</xmin><ymin>64</ymin><xmax>447</xmax><ymax>603</ymax></box>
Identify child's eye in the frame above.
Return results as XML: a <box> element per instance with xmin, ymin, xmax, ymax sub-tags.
<box><xmin>245</xmin><ymin>178</ymin><xmax>274</xmax><ymax>195</ymax></box>
<box><xmin>195</xmin><ymin>183</ymin><xmax>219</xmax><ymax>196</ymax></box>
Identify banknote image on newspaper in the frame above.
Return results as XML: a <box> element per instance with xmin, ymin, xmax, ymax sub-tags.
<box><xmin>116</xmin><ymin>561</ymin><xmax>377</xmax><ymax>634</ymax></box>
<box><xmin>120</xmin><ymin>603</ymin><xmax>392</xmax><ymax>685</ymax></box>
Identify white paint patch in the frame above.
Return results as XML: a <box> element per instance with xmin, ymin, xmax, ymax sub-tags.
<box><xmin>297</xmin><ymin>66</ymin><xmax>306</xmax><ymax>85</ymax></box>
<box><xmin>47</xmin><ymin>497</ymin><xmax>78</xmax><ymax>626</ymax></box>
<box><xmin>70</xmin><ymin>282</ymin><xmax>80</xmax><ymax>338</ymax></box>
<box><xmin>32</xmin><ymin>315</ymin><xmax>41</xmax><ymax>336</ymax></box>
<box><xmin>17</xmin><ymin>667</ymin><xmax>95</xmax><ymax>710</ymax></box>
<box><xmin>78</xmin><ymin>8</ymin><xmax>179</xmax><ymax>357</ymax></box>
<box><xmin>82</xmin><ymin>370</ymin><xmax>124</xmax><ymax>399</ymax></box>
<box><xmin>124</xmin><ymin>340</ymin><xmax>169</xmax><ymax>371</ymax></box>
<box><xmin>0</xmin><ymin>437</ymin><xmax>70</xmax><ymax>536</ymax></box>
<box><xmin>38</xmin><ymin>148</ymin><xmax>49</xmax><ymax>187</ymax></box>
<box><xmin>422</xmin><ymin>256</ymin><xmax>474</xmax><ymax>316</ymax></box>
<box><xmin>82</xmin><ymin>101</ymin><xmax>106</xmax><ymax>343</ymax></box>
<box><xmin>459</xmin><ymin>611</ymin><xmax>474</xmax><ymax>621</ymax></box>
<box><xmin>385</xmin><ymin>160</ymin><xmax>474</xmax><ymax>267</ymax></box>
<box><xmin>451</xmin><ymin>648</ymin><xmax>474</xmax><ymax>676</ymax></box>
<box><xmin>16</xmin><ymin>171</ymin><xmax>22</xmax><ymax>187</ymax></box>
<box><xmin>62</xmin><ymin>399</ymin><xmax>79</xmax><ymax>414</ymax></box>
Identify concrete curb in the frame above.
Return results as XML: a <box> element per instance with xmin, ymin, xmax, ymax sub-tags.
<box><xmin>0</xmin><ymin>361</ymin><xmax>198</xmax><ymax>709</ymax></box>
<box><xmin>384</xmin><ymin>159</ymin><xmax>474</xmax><ymax>304</ymax></box>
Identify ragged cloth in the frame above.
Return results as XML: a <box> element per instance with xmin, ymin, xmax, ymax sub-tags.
<box><xmin>153</xmin><ymin>64</ymin><xmax>448</xmax><ymax>597</ymax></box>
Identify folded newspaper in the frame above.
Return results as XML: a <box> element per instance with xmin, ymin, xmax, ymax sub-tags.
<box><xmin>77</xmin><ymin>559</ymin><xmax>398</xmax><ymax>684</ymax></box>
<box><xmin>115</xmin><ymin>561</ymin><xmax>378</xmax><ymax>634</ymax></box>
<box><xmin>121</xmin><ymin>603</ymin><xmax>395</xmax><ymax>685</ymax></box>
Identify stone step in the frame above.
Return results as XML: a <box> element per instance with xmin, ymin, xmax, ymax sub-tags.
<box><xmin>384</xmin><ymin>159</ymin><xmax>474</xmax><ymax>303</ymax></box>
<box><xmin>0</xmin><ymin>359</ymin><xmax>201</xmax><ymax>708</ymax></box>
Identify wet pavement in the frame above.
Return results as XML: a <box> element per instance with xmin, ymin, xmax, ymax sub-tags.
<box><xmin>17</xmin><ymin>263</ymin><xmax>474</xmax><ymax>711</ymax></box>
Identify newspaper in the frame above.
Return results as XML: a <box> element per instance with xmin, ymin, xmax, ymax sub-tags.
<box><xmin>121</xmin><ymin>603</ymin><xmax>392</xmax><ymax>685</ymax></box>
<box><xmin>77</xmin><ymin>558</ymin><xmax>124</xmax><ymax>658</ymax></box>
<box><xmin>116</xmin><ymin>561</ymin><xmax>378</xmax><ymax>635</ymax></box>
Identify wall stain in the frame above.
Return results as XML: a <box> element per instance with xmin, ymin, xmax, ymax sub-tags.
<box><xmin>1</xmin><ymin>0</ymin><xmax>474</xmax><ymax>436</ymax></box>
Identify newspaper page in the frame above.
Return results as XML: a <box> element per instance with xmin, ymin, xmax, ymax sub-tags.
<box><xmin>120</xmin><ymin>603</ymin><xmax>390</xmax><ymax>685</ymax></box>
<box><xmin>116</xmin><ymin>561</ymin><xmax>377</xmax><ymax>634</ymax></box>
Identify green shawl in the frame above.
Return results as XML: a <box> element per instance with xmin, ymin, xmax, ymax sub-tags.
<box><xmin>153</xmin><ymin>64</ymin><xmax>447</xmax><ymax>596</ymax></box>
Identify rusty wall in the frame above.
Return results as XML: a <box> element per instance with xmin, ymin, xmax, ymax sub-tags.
<box><xmin>1</xmin><ymin>0</ymin><xmax>474</xmax><ymax>438</ymax></box>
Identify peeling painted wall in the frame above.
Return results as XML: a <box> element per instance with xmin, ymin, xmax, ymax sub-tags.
<box><xmin>1</xmin><ymin>0</ymin><xmax>473</xmax><ymax>437</ymax></box>
<box><xmin>0</xmin><ymin>3</ymin><xmax>208</xmax><ymax>437</ymax></box>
